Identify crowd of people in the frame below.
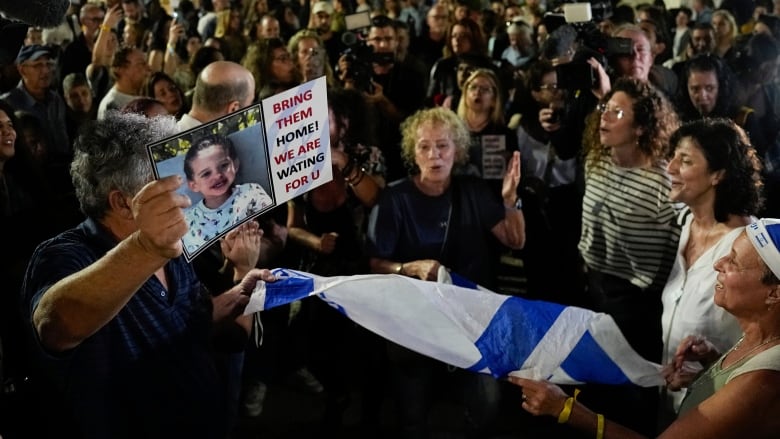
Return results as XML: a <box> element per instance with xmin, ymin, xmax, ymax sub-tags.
<box><xmin>2</xmin><ymin>0</ymin><xmax>780</xmax><ymax>438</ymax></box>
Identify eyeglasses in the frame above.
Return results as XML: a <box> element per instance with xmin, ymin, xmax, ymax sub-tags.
<box><xmin>597</xmin><ymin>103</ymin><xmax>625</xmax><ymax>120</ymax></box>
<box><xmin>367</xmin><ymin>36</ymin><xmax>395</xmax><ymax>45</ymax></box>
<box><xmin>83</xmin><ymin>16</ymin><xmax>105</xmax><ymax>23</ymax></box>
<box><xmin>467</xmin><ymin>84</ymin><xmax>493</xmax><ymax>94</ymax></box>
<box><xmin>538</xmin><ymin>83</ymin><xmax>559</xmax><ymax>91</ymax></box>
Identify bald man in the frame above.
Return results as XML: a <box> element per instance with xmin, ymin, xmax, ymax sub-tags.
<box><xmin>176</xmin><ymin>60</ymin><xmax>256</xmax><ymax>130</ymax></box>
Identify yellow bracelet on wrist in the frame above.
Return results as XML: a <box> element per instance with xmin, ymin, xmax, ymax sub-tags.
<box><xmin>596</xmin><ymin>413</ymin><xmax>605</xmax><ymax>439</ymax></box>
<box><xmin>557</xmin><ymin>388</ymin><xmax>580</xmax><ymax>424</ymax></box>
<box><xmin>99</xmin><ymin>24</ymin><xmax>112</xmax><ymax>32</ymax></box>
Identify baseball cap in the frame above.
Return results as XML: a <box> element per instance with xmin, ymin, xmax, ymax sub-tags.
<box><xmin>312</xmin><ymin>1</ymin><xmax>334</xmax><ymax>16</ymax></box>
<box><xmin>16</xmin><ymin>44</ymin><xmax>56</xmax><ymax>64</ymax></box>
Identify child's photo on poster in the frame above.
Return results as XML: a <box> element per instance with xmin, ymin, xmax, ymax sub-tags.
<box><xmin>147</xmin><ymin>105</ymin><xmax>275</xmax><ymax>260</ymax></box>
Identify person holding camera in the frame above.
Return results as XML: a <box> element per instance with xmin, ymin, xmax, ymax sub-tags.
<box><xmin>511</xmin><ymin>57</ymin><xmax>585</xmax><ymax>305</ymax></box>
<box><xmin>610</xmin><ymin>23</ymin><xmax>678</xmax><ymax>99</ymax></box>
<box><xmin>337</xmin><ymin>14</ymin><xmax>426</xmax><ymax>182</ymax></box>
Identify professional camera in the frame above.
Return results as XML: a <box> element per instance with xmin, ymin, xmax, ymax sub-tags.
<box><xmin>542</xmin><ymin>2</ymin><xmax>633</xmax><ymax>92</ymax></box>
<box><xmin>336</xmin><ymin>11</ymin><xmax>395</xmax><ymax>94</ymax></box>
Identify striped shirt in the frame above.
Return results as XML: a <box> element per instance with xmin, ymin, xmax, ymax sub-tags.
<box><xmin>579</xmin><ymin>153</ymin><xmax>680</xmax><ymax>289</ymax></box>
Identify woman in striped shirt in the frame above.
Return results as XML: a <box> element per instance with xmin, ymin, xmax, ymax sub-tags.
<box><xmin>578</xmin><ymin>77</ymin><xmax>681</xmax><ymax>435</ymax></box>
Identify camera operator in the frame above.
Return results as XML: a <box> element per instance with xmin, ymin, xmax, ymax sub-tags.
<box><xmin>533</xmin><ymin>23</ymin><xmax>609</xmax><ymax>165</ymax></box>
<box><xmin>336</xmin><ymin>14</ymin><xmax>427</xmax><ymax>182</ymax></box>
<box><xmin>610</xmin><ymin>23</ymin><xmax>678</xmax><ymax>99</ymax></box>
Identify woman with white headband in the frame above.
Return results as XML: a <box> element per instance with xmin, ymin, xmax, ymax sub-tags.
<box><xmin>508</xmin><ymin>217</ymin><xmax>780</xmax><ymax>438</ymax></box>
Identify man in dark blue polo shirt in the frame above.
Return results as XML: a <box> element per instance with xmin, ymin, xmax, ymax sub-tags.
<box><xmin>20</xmin><ymin>111</ymin><xmax>275</xmax><ymax>439</ymax></box>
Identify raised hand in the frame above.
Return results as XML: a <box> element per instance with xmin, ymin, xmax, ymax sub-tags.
<box><xmin>502</xmin><ymin>151</ymin><xmax>521</xmax><ymax>204</ymax></box>
<box><xmin>221</xmin><ymin>221</ymin><xmax>262</xmax><ymax>279</ymax></box>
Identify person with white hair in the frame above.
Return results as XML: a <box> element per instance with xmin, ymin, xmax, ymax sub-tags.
<box><xmin>20</xmin><ymin>111</ymin><xmax>276</xmax><ymax>438</ymax></box>
<box><xmin>501</xmin><ymin>18</ymin><xmax>535</xmax><ymax>69</ymax></box>
<box><xmin>510</xmin><ymin>217</ymin><xmax>780</xmax><ymax>438</ymax></box>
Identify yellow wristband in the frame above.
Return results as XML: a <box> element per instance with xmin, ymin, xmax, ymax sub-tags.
<box><xmin>557</xmin><ymin>388</ymin><xmax>580</xmax><ymax>424</ymax></box>
<box><xmin>596</xmin><ymin>413</ymin><xmax>605</xmax><ymax>439</ymax></box>
<box><xmin>99</xmin><ymin>24</ymin><xmax>111</xmax><ymax>32</ymax></box>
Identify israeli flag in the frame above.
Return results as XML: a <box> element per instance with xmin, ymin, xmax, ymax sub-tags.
<box><xmin>245</xmin><ymin>268</ymin><xmax>664</xmax><ymax>387</ymax></box>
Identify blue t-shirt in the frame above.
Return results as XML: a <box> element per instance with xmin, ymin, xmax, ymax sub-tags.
<box><xmin>366</xmin><ymin>175</ymin><xmax>505</xmax><ymax>287</ymax></box>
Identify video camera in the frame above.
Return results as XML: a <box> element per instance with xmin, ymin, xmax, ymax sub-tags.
<box><xmin>543</xmin><ymin>2</ymin><xmax>633</xmax><ymax>91</ymax></box>
<box><xmin>337</xmin><ymin>11</ymin><xmax>395</xmax><ymax>94</ymax></box>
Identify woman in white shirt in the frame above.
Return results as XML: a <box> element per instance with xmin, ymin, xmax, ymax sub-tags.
<box><xmin>660</xmin><ymin>118</ymin><xmax>763</xmax><ymax>425</ymax></box>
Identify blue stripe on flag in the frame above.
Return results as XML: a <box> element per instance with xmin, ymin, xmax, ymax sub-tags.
<box><xmin>472</xmin><ymin>296</ymin><xmax>566</xmax><ymax>377</ymax></box>
<box><xmin>449</xmin><ymin>271</ymin><xmax>478</xmax><ymax>290</ymax></box>
<box><xmin>263</xmin><ymin>274</ymin><xmax>314</xmax><ymax>309</ymax></box>
<box><xmin>560</xmin><ymin>331</ymin><xmax>631</xmax><ymax>385</ymax></box>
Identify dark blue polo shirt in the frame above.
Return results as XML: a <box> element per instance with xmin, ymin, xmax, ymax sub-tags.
<box><xmin>21</xmin><ymin>218</ymin><xmax>228</xmax><ymax>439</ymax></box>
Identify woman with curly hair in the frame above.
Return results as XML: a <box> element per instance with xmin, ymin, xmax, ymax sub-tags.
<box><xmin>659</xmin><ymin>118</ymin><xmax>763</xmax><ymax>427</ymax></box>
<box><xmin>366</xmin><ymin>106</ymin><xmax>524</xmax><ymax>438</ymax></box>
<box><xmin>578</xmin><ymin>77</ymin><xmax>681</xmax><ymax>435</ymax></box>
<box><xmin>242</xmin><ymin>36</ymin><xmax>302</xmax><ymax>100</ymax></box>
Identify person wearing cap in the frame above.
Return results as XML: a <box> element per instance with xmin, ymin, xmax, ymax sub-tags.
<box><xmin>508</xmin><ymin>218</ymin><xmax>780</xmax><ymax>438</ymax></box>
<box><xmin>0</xmin><ymin>44</ymin><xmax>70</xmax><ymax>160</ymax></box>
<box><xmin>308</xmin><ymin>1</ymin><xmax>344</xmax><ymax>70</ymax></box>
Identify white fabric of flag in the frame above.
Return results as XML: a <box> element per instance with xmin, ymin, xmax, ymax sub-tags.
<box><xmin>245</xmin><ymin>268</ymin><xmax>664</xmax><ymax>387</ymax></box>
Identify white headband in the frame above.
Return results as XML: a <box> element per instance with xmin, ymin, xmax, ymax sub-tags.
<box><xmin>745</xmin><ymin>219</ymin><xmax>780</xmax><ymax>280</ymax></box>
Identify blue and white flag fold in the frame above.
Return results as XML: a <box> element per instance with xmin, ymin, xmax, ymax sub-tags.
<box><xmin>245</xmin><ymin>268</ymin><xmax>664</xmax><ymax>387</ymax></box>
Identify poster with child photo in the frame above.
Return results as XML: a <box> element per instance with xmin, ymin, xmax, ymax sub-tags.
<box><xmin>147</xmin><ymin>77</ymin><xmax>331</xmax><ymax>261</ymax></box>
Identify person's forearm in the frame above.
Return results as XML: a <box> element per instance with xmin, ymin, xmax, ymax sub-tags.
<box><xmin>369</xmin><ymin>256</ymin><xmax>404</xmax><ymax>275</ymax></box>
<box><xmin>163</xmin><ymin>50</ymin><xmax>181</xmax><ymax>77</ymax></box>
<box><xmin>344</xmin><ymin>166</ymin><xmax>381</xmax><ymax>207</ymax></box>
<box><xmin>33</xmin><ymin>232</ymin><xmax>169</xmax><ymax>352</ymax></box>
<box><xmin>565</xmin><ymin>401</ymin><xmax>648</xmax><ymax>439</ymax></box>
<box><xmin>496</xmin><ymin>193</ymin><xmax>525</xmax><ymax>249</ymax></box>
<box><xmin>91</xmin><ymin>28</ymin><xmax>114</xmax><ymax>66</ymax></box>
<box><xmin>288</xmin><ymin>226</ymin><xmax>321</xmax><ymax>251</ymax></box>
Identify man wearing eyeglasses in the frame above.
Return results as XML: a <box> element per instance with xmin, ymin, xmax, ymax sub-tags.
<box><xmin>342</xmin><ymin>15</ymin><xmax>426</xmax><ymax>181</ymax></box>
<box><xmin>1</xmin><ymin>44</ymin><xmax>70</xmax><ymax>160</ymax></box>
<box><xmin>61</xmin><ymin>2</ymin><xmax>117</xmax><ymax>80</ymax></box>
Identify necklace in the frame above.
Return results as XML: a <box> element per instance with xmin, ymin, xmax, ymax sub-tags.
<box><xmin>688</xmin><ymin>334</ymin><xmax>780</xmax><ymax>391</ymax></box>
<box><xmin>726</xmin><ymin>334</ymin><xmax>780</xmax><ymax>366</ymax></box>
